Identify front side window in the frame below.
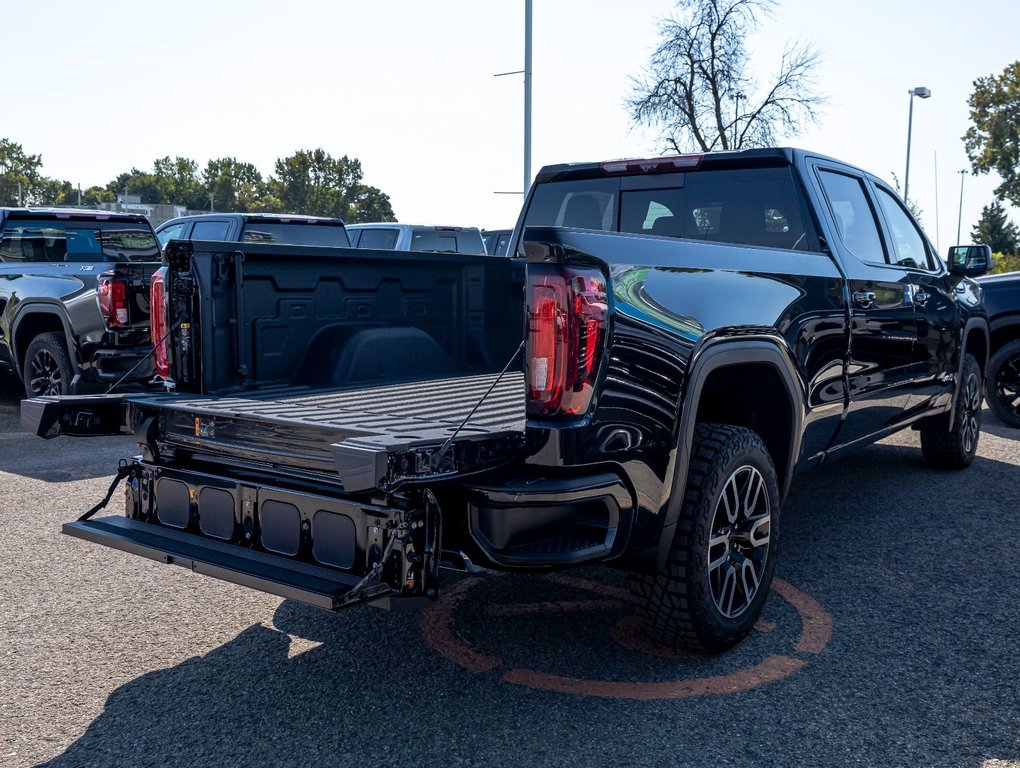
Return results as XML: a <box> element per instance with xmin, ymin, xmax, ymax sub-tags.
<box><xmin>817</xmin><ymin>170</ymin><xmax>886</xmax><ymax>265</ymax></box>
<box><xmin>156</xmin><ymin>223</ymin><xmax>186</xmax><ymax>248</ymax></box>
<box><xmin>874</xmin><ymin>186</ymin><xmax>935</xmax><ymax>271</ymax></box>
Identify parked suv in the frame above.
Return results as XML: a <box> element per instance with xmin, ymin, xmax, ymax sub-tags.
<box><xmin>482</xmin><ymin>228</ymin><xmax>513</xmax><ymax>256</ymax></box>
<box><xmin>347</xmin><ymin>223</ymin><xmax>485</xmax><ymax>254</ymax></box>
<box><xmin>155</xmin><ymin>213</ymin><xmax>349</xmax><ymax>249</ymax></box>
<box><xmin>0</xmin><ymin>208</ymin><xmax>159</xmax><ymax>396</ymax></box>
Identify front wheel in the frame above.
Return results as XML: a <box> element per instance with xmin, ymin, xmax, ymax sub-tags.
<box><xmin>985</xmin><ymin>340</ymin><xmax>1020</xmax><ymax>428</ymax></box>
<box><xmin>920</xmin><ymin>353</ymin><xmax>982</xmax><ymax>469</ymax></box>
<box><xmin>629</xmin><ymin>424</ymin><xmax>780</xmax><ymax>653</ymax></box>
<box><xmin>23</xmin><ymin>332</ymin><xmax>74</xmax><ymax>397</ymax></box>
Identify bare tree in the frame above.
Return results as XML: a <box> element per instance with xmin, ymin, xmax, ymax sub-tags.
<box><xmin>629</xmin><ymin>0</ymin><xmax>824</xmax><ymax>153</ymax></box>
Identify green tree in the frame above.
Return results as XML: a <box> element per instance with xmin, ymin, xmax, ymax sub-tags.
<box><xmin>964</xmin><ymin>61</ymin><xmax>1020</xmax><ymax>206</ymax></box>
<box><xmin>269</xmin><ymin>149</ymin><xmax>395</xmax><ymax>221</ymax></box>
<box><xmin>629</xmin><ymin>0</ymin><xmax>824</xmax><ymax>152</ymax></box>
<box><xmin>972</xmin><ymin>200</ymin><xmax>1019</xmax><ymax>255</ymax></box>
<box><xmin>106</xmin><ymin>156</ymin><xmax>203</xmax><ymax>208</ymax></box>
<box><xmin>202</xmin><ymin>157</ymin><xmax>272</xmax><ymax>212</ymax></box>
<box><xmin>0</xmin><ymin>138</ymin><xmax>46</xmax><ymax>206</ymax></box>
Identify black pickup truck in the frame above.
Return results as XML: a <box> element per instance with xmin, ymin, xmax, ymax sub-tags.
<box><xmin>976</xmin><ymin>268</ymin><xmax>1020</xmax><ymax>426</ymax></box>
<box><xmin>23</xmin><ymin>148</ymin><xmax>991</xmax><ymax>653</ymax></box>
<box><xmin>1</xmin><ymin>208</ymin><xmax>159</xmax><ymax>396</ymax></box>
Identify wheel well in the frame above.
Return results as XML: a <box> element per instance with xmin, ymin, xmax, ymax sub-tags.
<box><xmin>694</xmin><ymin>362</ymin><xmax>796</xmax><ymax>492</ymax></box>
<box><xmin>14</xmin><ymin>312</ymin><xmax>67</xmax><ymax>370</ymax></box>
<box><xmin>965</xmin><ymin>327</ymin><xmax>989</xmax><ymax>374</ymax></box>
<box><xmin>991</xmin><ymin>323</ymin><xmax>1020</xmax><ymax>358</ymax></box>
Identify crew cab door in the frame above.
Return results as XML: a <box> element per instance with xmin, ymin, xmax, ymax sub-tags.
<box><xmin>812</xmin><ymin>165</ymin><xmax>919</xmax><ymax>446</ymax></box>
<box><xmin>869</xmin><ymin>181</ymin><xmax>959</xmax><ymax>412</ymax></box>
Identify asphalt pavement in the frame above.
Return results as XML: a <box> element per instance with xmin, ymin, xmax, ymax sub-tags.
<box><xmin>1</xmin><ymin>371</ymin><xmax>1019</xmax><ymax>768</ymax></box>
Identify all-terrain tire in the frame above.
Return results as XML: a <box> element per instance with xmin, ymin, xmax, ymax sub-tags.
<box><xmin>23</xmin><ymin>332</ymin><xmax>73</xmax><ymax>397</ymax></box>
<box><xmin>629</xmin><ymin>423</ymin><xmax>780</xmax><ymax>654</ymax></box>
<box><xmin>920</xmin><ymin>353</ymin><xmax>982</xmax><ymax>469</ymax></box>
<box><xmin>985</xmin><ymin>340</ymin><xmax>1020</xmax><ymax>428</ymax></box>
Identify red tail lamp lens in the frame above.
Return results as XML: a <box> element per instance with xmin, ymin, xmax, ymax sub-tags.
<box><xmin>98</xmin><ymin>276</ymin><xmax>130</xmax><ymax>328</ymax></box>
<box><xmin>526</xmin><ymin>265</ymin><xmax>608</xmax><ymax>417</ymax></box>
<box><xmin>150</xmin><ymin>267</ymin><xmax>169</xmax><ymax>378</ymax></box>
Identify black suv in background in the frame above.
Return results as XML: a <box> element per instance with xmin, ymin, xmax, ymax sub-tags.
<box><xmin>155</xmin><ymin>213</ymin><xmax>349</xmax><ymax>248</ymax></box>
<box><xmin>482</xmin><ymin>228</ymin><xmax>512</xmax><ymax>256</ymax></box>
<box><xmin>0</xmin><ymin>208</ymin><xmax>160</xmax><ymax>396</ymax></box>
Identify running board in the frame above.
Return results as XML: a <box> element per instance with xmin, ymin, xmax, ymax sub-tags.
<box><xmin>63</xmin><ymin>516</ymin><xmax>393</xmax><ymax>611</ymax></box>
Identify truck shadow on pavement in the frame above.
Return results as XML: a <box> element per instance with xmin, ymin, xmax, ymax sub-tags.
<box><xmin>34</xmin><ymin>439</ymin><xmax>1020</xmax><ymax>768</ymax></box>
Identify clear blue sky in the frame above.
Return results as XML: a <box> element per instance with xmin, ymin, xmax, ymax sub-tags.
<box><xmin>4</xmin><ymin>0</ymin><xmax>1017</xmax><ymax>249</ymax></box>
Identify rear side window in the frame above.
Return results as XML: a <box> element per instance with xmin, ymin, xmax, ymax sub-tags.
<box><xmin>191</xmin><ymin>220</ymin><xmax>231</xmax><ymax>241</ymax></box>
<box><xmin>817</xmin><ymin>170</ymin><xmax>886</xmax><ymax>265</ymax></box>
<box><xmin>0</xmin><ymin>221</ymin><xmax>159</xmax><ymax>263</ymax></box>
<box><xmin>355</xmin><ymin>228</ymin><xmax>399</xmax><ymax>249</ymax></box>
<box><xmin>410</xmin><ymin>229</ymin><xmax>485</xmax><ymax>255</ymax></box>
<box><xmin>241</xmin><ymin>222</ymin><xmax>350</xmax><ymax>247</ymax></box>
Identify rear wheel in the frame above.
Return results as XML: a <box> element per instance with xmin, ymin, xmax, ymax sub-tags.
<box><xmin>920</xmin><ymin>353</ymin><xmax>982</xmax><ymax>469</ymax></box>
<box><xmin>985</xmin><ymin>340</ymin><xmax>1020</xmax><ymax>428</ymax></box>
<box><xmin>23</xmin><ymin>332</ymin><xmax>73</xmax><ymax>397</ymax></box>
<box><xmin>630</xmin><ymin>424</ymin><xmax>780</xmax><ymax>653</ymax></box>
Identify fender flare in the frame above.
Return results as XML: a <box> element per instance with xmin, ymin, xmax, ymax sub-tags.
<box><xmin>949</xmin><ymin>317</ymin><xmax>991</xmax><ymax>421</ymax></box>
<box><xmin>654</xmin><ymin>337</ymin><xmax>806</xmax><ymax>569</ymax></box>
<box><xmin>11</xmin><ymin>302</ymin><xmax>79</xmax><ymax>378</ymax></box>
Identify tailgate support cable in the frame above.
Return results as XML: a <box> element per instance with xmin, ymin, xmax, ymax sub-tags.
<box><xmin>103</xmin><ymin>318</ymin><xmax>183</xmax><ymax>395</ymax></box>
<box><xmin>429</xmin><ymin>339</ymin><xmax>525</xmax><ymax>471</ymax></box>
<box><xmin>78</xmin><ymin>459</ymin><xmax>132</xmax><ymax>522</ymax></box>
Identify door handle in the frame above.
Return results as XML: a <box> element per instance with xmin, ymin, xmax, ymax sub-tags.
<box><xmin>913</xmin><ymin>289</ymin><xmax>930</xmax><ymax>307</ymax></box>
<box><xmin>852</xmin><ymin>290</ymin><xmax>876</xmax><ymax>309</ymax></box>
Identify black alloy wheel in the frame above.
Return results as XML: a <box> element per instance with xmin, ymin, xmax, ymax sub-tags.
<box><xmin>986</xmin><ymin>339</ymin><xmax>1020</xmax><ymax>428</ymax></box>
<box><xmin>23</xmin><ymin>332</ymin><xmax>74</xmax><ymax>398</ymax></box>
<box><xmin>921</xmin><ymin>353</ymin><xmax>982</xmax><ymax>469</ymax></box>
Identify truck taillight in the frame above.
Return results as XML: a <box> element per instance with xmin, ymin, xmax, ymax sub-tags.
<box><xmin>97</xmin><ymin>276</ymin><xmax>129</xmax><ymax>328</ymax></box>
<box><xmin>526</xmin><ymin>264</ymin><xmax>608</xmax><ymax>417</ymax></box>
<box><xmin>150</xmin><ymin>267</ymin><xmax>169</xmax><ymax>378</ymax></box>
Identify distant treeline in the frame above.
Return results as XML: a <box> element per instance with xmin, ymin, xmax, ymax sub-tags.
<box><xmin>0</xmin><ymin>139</ymin><xmax>396</xmax><ymax>222</ymax></box>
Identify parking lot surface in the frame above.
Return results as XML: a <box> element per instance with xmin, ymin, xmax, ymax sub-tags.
<box><xmin>1</xmin><ymin>373</ymin><xmax>1019</xmax><ymax>767</ymax></box>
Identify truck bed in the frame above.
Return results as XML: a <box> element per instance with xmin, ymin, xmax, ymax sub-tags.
<box><xmin>138</xmin><ymin>371</ymin><xmax>527</xmax><ymax>491</ymax></box>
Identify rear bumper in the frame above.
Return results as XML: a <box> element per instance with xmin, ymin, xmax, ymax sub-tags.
<box><xmin>462</xmin><ymin>469</ymin><xmax>633</xmax><ymax>569</ymax></box>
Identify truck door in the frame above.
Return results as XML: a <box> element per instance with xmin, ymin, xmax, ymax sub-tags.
<box><xmin>813</xmin><ymin>166</ymin><xmax>919</xmax><ymax>446</ymax></box>
<box><xmin>870</xmin><ymin>182</ymin><xmax>959</xmax><ymax>412</ymax></box>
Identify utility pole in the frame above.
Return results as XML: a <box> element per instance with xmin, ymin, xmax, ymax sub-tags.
<box><xmin>933</xmin><ymin>152</ymin><xmax>940</xmax><ymax>254</ymax></box>
<box><xmin>523</xmin><ymin>0</ymin><xmax>532</xmax><ymax>196</ymax></box>
<box><xmin>904</xmin><ymin>86</ymin><xmax>931</xmax><ymax>205</ymax></box>
<box><xmin>732</xmin><ymin>91</ymin><xmax>744</xmax><ymax>148</ymax></box>
<box><xmin>956</xmin><ymin>169</ymin><xmax>966</xmax><ymax>245</ymax></box>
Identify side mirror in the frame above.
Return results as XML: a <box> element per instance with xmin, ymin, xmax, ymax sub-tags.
<box><xmin>947</xmin><ymin>244</ymin><xmax>992</xmax><ymax>277</ymax></box>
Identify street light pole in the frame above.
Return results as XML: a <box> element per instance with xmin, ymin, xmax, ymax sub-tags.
<box><xmin>904</xmin><ymin>86</ymin><xmax>931</xmax><ymax>205</ymax></box>
<box><xmin>956</xmin><ymin>169</ymin><xmax>966</xmax><ymax>245</ymax></box>
<box><xmin>732</xmin><ymin>91</ymin><xmax>744</xmax><ymax>148</ymax></box>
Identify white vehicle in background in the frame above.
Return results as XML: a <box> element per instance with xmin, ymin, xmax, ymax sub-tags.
<box><xmin>346</xmin><ymin>223</ymin><xmax>486</xmax><ymax>254</ymax></box>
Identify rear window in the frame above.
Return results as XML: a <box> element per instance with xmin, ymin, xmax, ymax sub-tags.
<box><xmin>241</xmin><ymin>222</ymin><xmax>350</xmax><ymax>247</ymax></box>
<box><xmin>0</xmin><ymin>219</ymin><xmax>159</xmax><ymax>263</ymax></box>
<box><xmin>353</xmin><ymin>228</ymin><xmax>399</xmax><ymax>249</ymax></box>
<box><xmin>410</xmin><ymin>229</ymin><xmax>485</xmax><ymax>255</ymax></box>
<box><xmin>521</xmin><ymin>167</ymin><xmax>819</xmax><ymax>253</ymax></box>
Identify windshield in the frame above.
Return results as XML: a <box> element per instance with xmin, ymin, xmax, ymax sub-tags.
<box><xmin>241</xmin><ymin>222</ymin><xmax>350</xmax><ymax>247</ymax></box>
<box><xmin>0</xmin><ymin>219</ymin><xmax>159</xmax><ymax>263</ymax></box>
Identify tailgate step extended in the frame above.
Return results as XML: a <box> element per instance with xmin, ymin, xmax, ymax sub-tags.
<box><xmin>63</xmin><ymin>516</ymin><xmax>387</xmax><ymax>610</ymax></box>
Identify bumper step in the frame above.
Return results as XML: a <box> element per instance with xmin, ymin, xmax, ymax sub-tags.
<box><xmin>63</xmin><ymin>516</ymin><xmax>384</xmax><ymax>610</ymax></box>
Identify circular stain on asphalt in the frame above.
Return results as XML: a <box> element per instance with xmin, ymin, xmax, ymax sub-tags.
<box><xmin>421</xmin><ymin>572</ymin><xmax>832</xmax><ymax>700</ymax></box>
